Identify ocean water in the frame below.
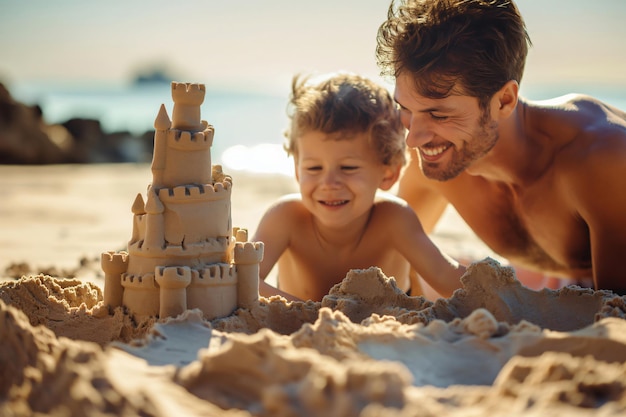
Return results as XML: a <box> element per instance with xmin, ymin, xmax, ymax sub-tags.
<box><xmin>10</xmin><ymin>81</ymin><xmax>295</xmax><ymax>176</ymax></box>
<box><xmin>9</xmin><ymin>81</ymin><xmax>626</xmax><ymax>176</ymax></box>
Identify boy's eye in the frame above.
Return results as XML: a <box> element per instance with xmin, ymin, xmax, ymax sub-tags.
<box><xmin>341</xmin><ymin>166</ymin><xmax>358</xmax><ymax>171</ymax></box>
<box><xmin>306</xmin><ymin>166</ymin><xmax>322</xmax><ymax>172</ymax></box>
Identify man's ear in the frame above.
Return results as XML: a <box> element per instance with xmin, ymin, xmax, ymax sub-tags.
<box><xmin>491</xmin><ymin>80</ymin><xmax>519</xmax><ymax>120</ymax></box>
<box><xmin>379</xmin><ymin>163</ymin><xmax>402</xmax><ymax>191</ymax></box>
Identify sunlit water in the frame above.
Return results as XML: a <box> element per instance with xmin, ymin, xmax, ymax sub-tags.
<box><xmin>9</xmin><ymin>81</ymin><xmax>625</xmax><ymax>177</ymax></box>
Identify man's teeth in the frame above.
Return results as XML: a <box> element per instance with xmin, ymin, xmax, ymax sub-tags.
<box><xmin>421</xmin><ymin>144</ymin><xmax>449</xmax><ymax>156</ymax></box>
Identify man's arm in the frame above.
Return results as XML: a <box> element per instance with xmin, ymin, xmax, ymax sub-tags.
<box><xmin>566</xmin><ymin>134</ymin><xmax>626</xmax><ymax>293</ymax></box>
<box><xmin>397</xmin><ymin>149</ymin><xmax>448</xmax><ymax>234</ymax></box>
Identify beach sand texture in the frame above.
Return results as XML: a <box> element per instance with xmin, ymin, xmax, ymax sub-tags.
<box><xmin>1</xmin><ymin>164</ymin><xmax>626</xmax><ymax>416</ymax></box>
<box><xmin>1</xmin><ymin>260</ymin><xmax>626</xmax><ymax>416</ymax></box>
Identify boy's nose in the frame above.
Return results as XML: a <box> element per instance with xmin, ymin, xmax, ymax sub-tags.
<box><xmin>320</xmin><ymin>170</ymin><xmax>341</xmax><ymax>188</ymax></box>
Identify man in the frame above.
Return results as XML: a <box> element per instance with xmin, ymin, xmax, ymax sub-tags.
<box><xmin>376</xmin><ymin>0</ymin><xmax>626</xmax><ymax>294</ymax></box>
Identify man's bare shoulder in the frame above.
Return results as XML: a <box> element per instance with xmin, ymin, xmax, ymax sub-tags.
<box><xmin>555</xmin><ymin>97</ymin><xmax>626</xmax><ymax>165</ymax></box>
<box><xmin>533</xmin><ymin>96</ymin><xmax>626</xmax><ymax>213</ymax></box>
<box><xmin>526</xmin><ymin>94</ymin><xmax>626</xmax><ymax>170</ymax></box>
<box><xmin>530</xmin><ymin>94</ymin><xmax>626</xmax><ymax>133</ymax></box>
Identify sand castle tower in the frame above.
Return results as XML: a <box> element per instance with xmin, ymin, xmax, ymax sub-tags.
<box><xmin>101</xmin><ymin>82</ymin><xmax>263</xmax><ymax>320</ymax></box>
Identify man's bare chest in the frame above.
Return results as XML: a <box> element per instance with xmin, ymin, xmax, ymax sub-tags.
<box><xmin>442</xmin><ymin>179</ymin><xmax>591</xmax><ymax>274</ymax></box>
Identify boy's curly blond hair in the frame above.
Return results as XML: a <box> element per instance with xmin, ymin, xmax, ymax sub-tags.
<box><xmin>284</xmin><ymin>72</ymin><xmax>406</xmax><ymax>167</ymax></box>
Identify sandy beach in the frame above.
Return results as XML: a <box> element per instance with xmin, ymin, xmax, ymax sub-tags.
<box><xmin>1</xmin><ymin>162</ymin><xmax>626</xmax><ymax>416</ymax></box>
<box><xmin>0</xmin><ymin>163</ymin><xmax>496</xmax><ymax>281</ymax></box>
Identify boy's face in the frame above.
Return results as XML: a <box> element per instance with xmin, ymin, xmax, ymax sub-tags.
<box><xmin>394</xmin><ymin>72</ymin><xmax>499</xmax><ymax>181</ymax></box>
<box><xmin>294</xmin><ymin>130</ymin><xmax>396</xmax><ymax>229</ymax></box>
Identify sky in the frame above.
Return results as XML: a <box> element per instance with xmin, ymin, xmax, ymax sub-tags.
<box><xmin>1</xmin><ymin>0</ymin><xmax>625</xmax><ymax>97</ymax></box>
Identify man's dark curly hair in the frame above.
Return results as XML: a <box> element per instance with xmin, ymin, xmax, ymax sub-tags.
<box><xmin>376</xmin><ymin>0</ymin><xmax>531</xmax><ymax>109</ymax></box>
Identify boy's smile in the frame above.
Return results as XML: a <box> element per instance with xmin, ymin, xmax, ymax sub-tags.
<box><xmin>320</xmin><ymin>199</ymin><xmax>349</xmax><ymax>207</ymax></box>
<box><xmin>294</xmin><ymin>130</ymin><xmax>392</xmax><ymax>230</ymax></box>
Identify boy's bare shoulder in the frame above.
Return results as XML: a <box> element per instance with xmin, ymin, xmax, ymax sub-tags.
<box><xmin>255</xmin><ymin>193</ymin><xmax>311</xmax><ymax>241</ymax></box>
<box><xmin>264</xmin><ymin>193</ymin><xmax>309</xmax><ymax>219</ymax></box>
<box><xmin>372</xmin><ymin>191</ymin><xmax>420</xmax><ymax>223</ymax></box>
<box><xmin>374</xmin><ymin>191</ymin><xmax>411</xmax><ymax>209</ymax></box>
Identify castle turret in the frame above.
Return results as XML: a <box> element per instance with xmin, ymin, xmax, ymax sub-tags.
<box><xmin>155</xmin><ymin>266</ymin><xmax>192</xmax><ymax>318</ymax></box>
<box><xmin>101</xmin><ymin>251</ymin><xmax>129</xmax><ymax>308</ymax></box>
<box><xmin>234</xmin><ymin>239</ymin><xmax>264</xmax><ymax>309</ymax></box>
<box><xmin>151</xmin><ymin>82</ymin><xmax>215</xmax><ymax>189</ymax></box>
<box><xmin>151</xmin><ymin>104</ymin><xmax>172</xmax><ymax>187</ymax></box>
<box><xmin>171</xmin><ymin>82</ymin><xmax>204</xmax><ymax>132</ymax></box>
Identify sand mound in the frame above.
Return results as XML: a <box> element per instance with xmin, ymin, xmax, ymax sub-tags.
<box><xmin>2</xmin><ymin>258</ymin><xmax>626</xmax><ymax>416</ymax></box>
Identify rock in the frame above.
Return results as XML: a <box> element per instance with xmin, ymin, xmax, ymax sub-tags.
<box><xmin>0</xmin><ymin>82</ymin><xmax>154</xmax><ymax>164</ymax></box>
<box><xmin>0</xmin><ymin>83</ymin><xmax>69</xmax><ymax>164</ymax></box>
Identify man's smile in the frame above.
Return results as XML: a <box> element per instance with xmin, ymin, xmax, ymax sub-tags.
<box><xmin>420</xmin><ymin>143</ymin><xmax>452</xmax><ymax>161</ymax></box>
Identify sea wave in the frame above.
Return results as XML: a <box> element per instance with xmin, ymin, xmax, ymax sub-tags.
<box><xmin>220</xmin><ymin>143</ymin><xmax>294</xmax><ymax>177</ymax></box>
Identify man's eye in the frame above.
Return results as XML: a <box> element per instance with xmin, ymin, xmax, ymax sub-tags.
<box><xmin>430</xmin><ymin>112</ymin><xmax>448</xmax><ymax>121</ymax></box>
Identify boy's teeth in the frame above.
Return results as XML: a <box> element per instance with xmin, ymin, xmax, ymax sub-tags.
<box><xmin>324</xmin><ymin>200</ymin><xmax>347</xmax><ymax>206</ymax></box>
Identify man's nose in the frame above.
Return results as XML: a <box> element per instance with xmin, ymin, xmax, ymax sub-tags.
<box><xmin>405</xmin><ymin>120</ymin><xmax>434</xmax><ymax>148</ymax></box>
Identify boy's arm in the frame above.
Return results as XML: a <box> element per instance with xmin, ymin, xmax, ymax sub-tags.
<box><xmin>251</xmin><ymin>195</ymin><xmax>302</xmax><ymax>301</ymax></box>
<box><xmin>398</xmin><ymin>149</ymin><xmax>449</xmax><ymax>234</ymax></box>
<box><xmin>398</xmin><ymin>150</ymin><xmax>457</xmax><ymax>298</ymax></box>
<box><xmin>391</xmin><ymin>202</ymin><xmax>466</xmax><ymax>297</ymax></box>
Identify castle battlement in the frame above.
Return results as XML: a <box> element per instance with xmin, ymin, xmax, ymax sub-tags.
<box><xmin>102</xmin><ymin>81</ymin><xmax>262</xmax><ymax>320</ymax></box>
<box><xmin>129</xmin><ymin>236</ymin><xmax>231</xmax><ymax>257</ymax></box>
<box><xmin>233</xmin><ymin>227</ymin><xmax>248</xmax><ymax>242</ymax></box>
<box><xmin>101</xmin><ymin>251</ymin><xmax>129</xmax><ymax>274</ymax></box>
<box><xmin>167</xmin><ymin>127</ymin><xmax>213</xmax><ymax>151</ymax></box>
<box><xmin>171</xmin><ymin>82</ymin><xmax>205</xmax><ymax>105</ymax></box>
<box><xmin>194</xmin><ymin>263</ymin><xmax>237</xmax><ymax>285</ymax></box>
<box><xmin>121</xmin><ymin>273</ymin><xmax>157</xmax><ymax>289</ymax></box>
<box><xmin>155</xmin><ymin>266</ymin><xmax>192</xmax><ymax>289</ymax></box>
<box><xmin>234</xmin><ymin>242</ymin><xmax>265</xmax><ymax>264</ymax></box>
<box><xmin>156</xmin><ymin>181</ymin><xmax>231</xmax><ymax>202</ymax></box>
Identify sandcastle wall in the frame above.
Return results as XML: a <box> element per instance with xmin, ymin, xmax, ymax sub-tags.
<box><xmin>101</xmin><ymin>82</ymin><xmax>262</xmax><ymax>320</ymax></box>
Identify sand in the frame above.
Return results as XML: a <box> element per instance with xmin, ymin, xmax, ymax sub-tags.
<box><xmin>2</xmin><ymin>164</ymin><xmax>626</xmax><ymax>416</ymax></box>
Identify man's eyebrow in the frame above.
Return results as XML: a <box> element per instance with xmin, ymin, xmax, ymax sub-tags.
<box><xmin>420</xmin><ymin>106</ymin><xmax>448</xmax><ymax>113</ymax></box>
<box><xmin>393</xmin><ymin>98</ymin><xmax>406</xmax><ymax>109</ymax></box>
<box><xmin>394</xmin><ymin>99</ymin><xmax>453</xmax><ymax>114</ymax></box>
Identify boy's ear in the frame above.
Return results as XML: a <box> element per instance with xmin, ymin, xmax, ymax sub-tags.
<box><xmin>379</xmin><ymin>164</ymin><xmax>401</xmax><ymax>191</ymax></box>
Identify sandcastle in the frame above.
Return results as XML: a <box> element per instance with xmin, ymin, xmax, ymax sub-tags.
<box><xmin>101</xmin><ymin>82</ymin><xmax>263</xmax><ymax>320</ymax></box>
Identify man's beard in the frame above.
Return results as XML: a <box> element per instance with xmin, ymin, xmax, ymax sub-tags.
<box><xmin>421</xmin><ymin>113</ymin><xmax>499</xmax><ymax>181</ymax></box>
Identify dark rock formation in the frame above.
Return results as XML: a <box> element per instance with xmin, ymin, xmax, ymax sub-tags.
<box><xmin>0</xmin><ymin>82</ymin><xmax>153</xmax><ymax>164</ymax></box>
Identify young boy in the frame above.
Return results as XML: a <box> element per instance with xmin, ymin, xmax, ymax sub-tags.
<box><xmin>253</xmin><ymin>73</ymin><xmax>465</xmax><ymax>302</ymax></box>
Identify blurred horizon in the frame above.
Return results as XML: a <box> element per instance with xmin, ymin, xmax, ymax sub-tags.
<box><xmin>1</xmin><ymin>0</ymin><xmax>626</xmax><ymax>97</ymax></box>
<box><xmin>1</xmin><ymin>0</ymin><xmax>625</xmax><ymax>175</ymax></box>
